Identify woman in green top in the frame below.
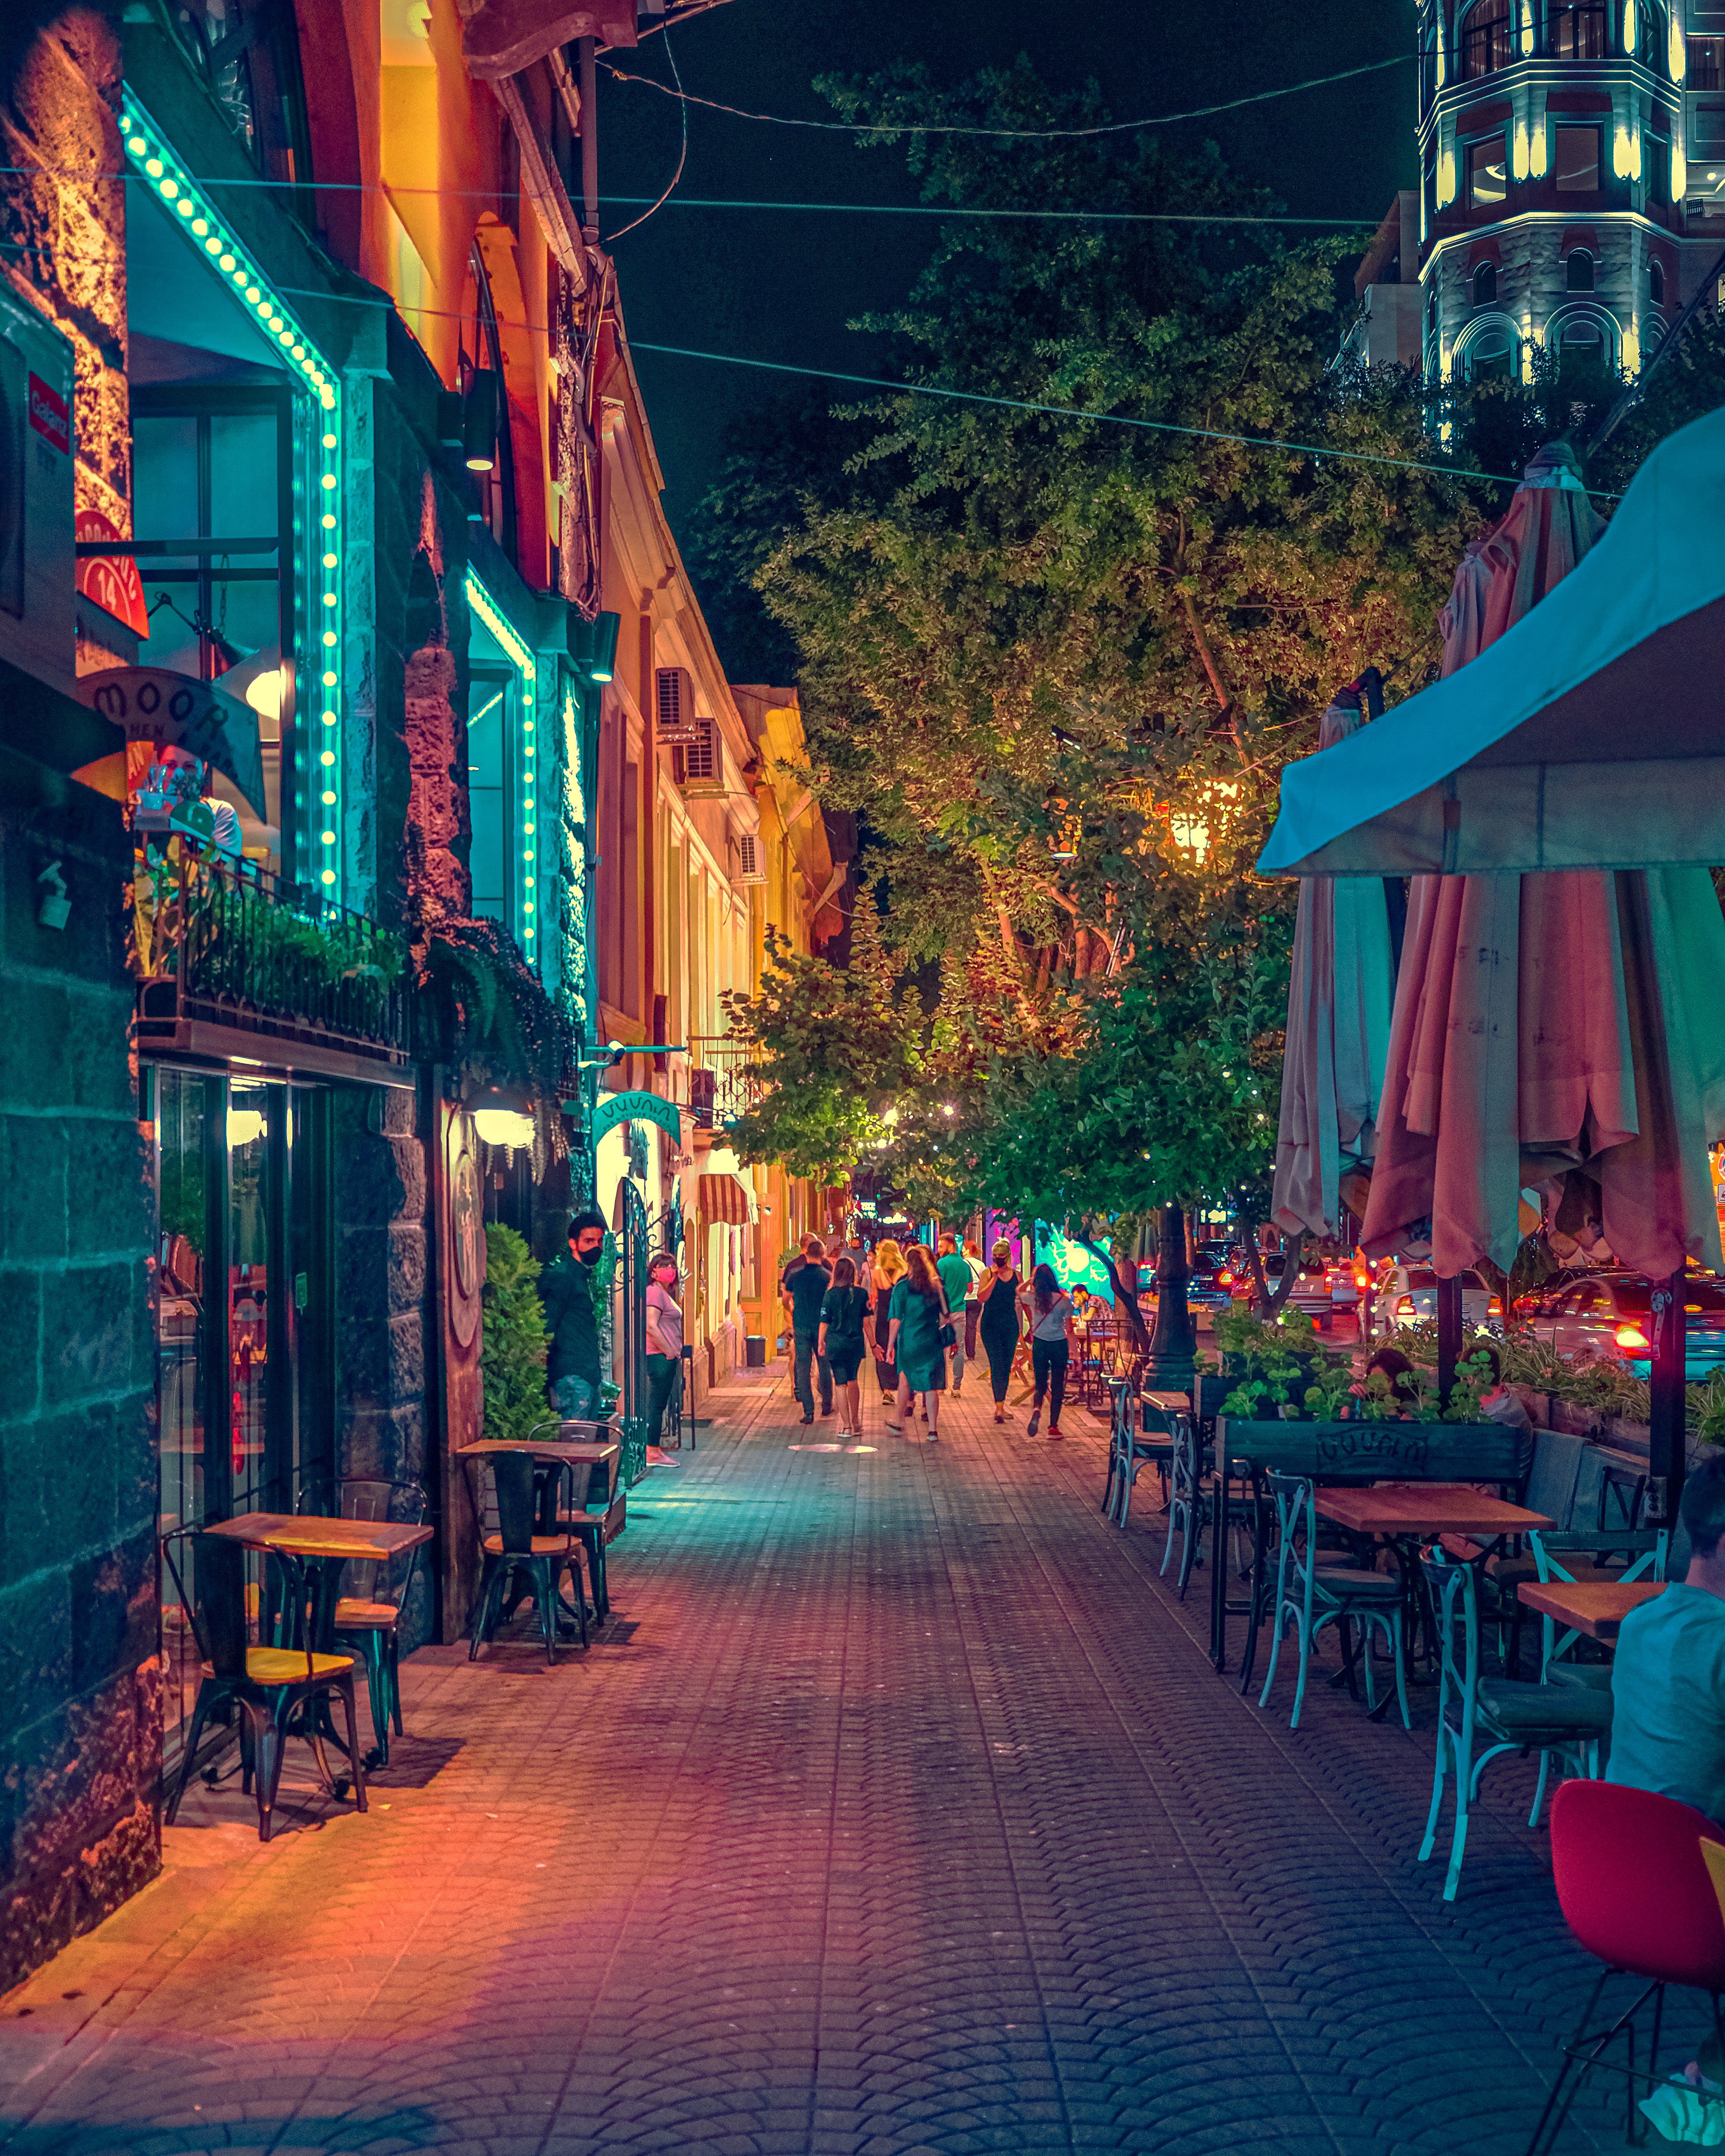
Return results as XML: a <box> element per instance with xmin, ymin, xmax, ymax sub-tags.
<box><xmin>888</xmin><ymin>1244</ymin><xmax>953</xmax><ymax>1442</ymax></box>
<box><xmin>818</xmin><ymin>1256</ymin><xmax>871</xmax><ymax>1440</ymax></box>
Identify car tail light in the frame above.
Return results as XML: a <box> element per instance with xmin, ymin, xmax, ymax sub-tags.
<box><xmin>1217</xmin><ymin>1271</ymin><xmax>1232</xmax><ymax>1285</ymax></box>
<box><xmin>1354</xmin><ymin>1270</ymin><xmax>1368</xmax><ymax>1288</ymax></box>
<box><xmin>1615</xmin><ymin>1324</ymin><xmax>1650</xmax><ymax>1350</ymax></box>
<box><xmin>1489</xmin><ymin>1297</ymin><xmax>1501</xmax><ymax>1316</ymax></box>
<box><xmin>1396</xmin><ymin>1296</ymin><xmax>1414</xmax><ymax>1315</ymax></box>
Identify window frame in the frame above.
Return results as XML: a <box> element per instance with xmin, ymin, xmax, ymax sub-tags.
<box><xmin>1460</xmin><ymin>0</ymin><xmax>1514</xmax><ymax>78</ymax></box>
<box><xmin>1554</xmin><ymin>124</ymin><xmax>1604</xmax><ymax>192</ymax></box>
<box><xmin>1469</xmin><ymin>134</ymin><xmax>1510</xmax><ymax>209</ymax></box>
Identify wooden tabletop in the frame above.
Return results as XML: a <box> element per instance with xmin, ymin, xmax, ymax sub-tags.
<box><xmin>453</xmin><ymin>1440</ymin><xmax>619</xmax><ymax>1464</ymax></box>
<box><xmin>201</xmin><ymin>1512</ymin><xmax>435</xmax><ymax>1561</ymax></box>
<box><xmin>1314</xmin><ymin>1484</ymin><xmax>1554</xmax><ymax>1537</ymax></box>
<box><xmin>1516</xmin><ymin>1578</ymin><xmax>1666</xmax><ymax>1639</ymax></box>
<box><xmin>1144</xmin><ymin>1391</ymin><xmax>1191</xmax><ymax>1413</ymax></box>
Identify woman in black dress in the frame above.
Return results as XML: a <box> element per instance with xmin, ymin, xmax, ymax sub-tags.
<box><xmin>976</xmin><ymin>1238</ymin><xmax>1023</xmax><ymax>1424</ymax></box>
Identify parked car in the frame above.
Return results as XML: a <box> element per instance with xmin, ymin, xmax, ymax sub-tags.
<box><xmin>1515</xmin><ymin>1272</ymin><xmax>1725</xmax><ymax>1379</ymax></box>
<box><xmin>1135</xmin><ymin>1251</ymin><xmax>1234</xmax><ymax>1318</ymax></box>
<box><xmin>1372</xmin><ymin>1263</ymin><xmax>1498</xmax><ymax>1336</ymax></box>
<box><xmin>1228</xmin><ymin>1252</ymin><xmax>1337</xmax><ymax>1327</ymax></box>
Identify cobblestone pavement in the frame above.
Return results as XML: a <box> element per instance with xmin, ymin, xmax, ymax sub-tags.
<box><xmin>0</xmin><ymin>1361</ymin><xmax>1680</xmax><ymax>2155</ymax></box>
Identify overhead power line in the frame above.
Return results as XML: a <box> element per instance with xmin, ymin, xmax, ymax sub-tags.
<box><xmin>598</xmin><ymin>53</ymin><xmax>1414</xmax><ymax>137</ymax></box>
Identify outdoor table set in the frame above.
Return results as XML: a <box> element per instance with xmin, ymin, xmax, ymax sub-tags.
<box><xmin>455</xmin><ymin>1425</ymin><xmax>622</xmax><ymax>1665</ymax></box>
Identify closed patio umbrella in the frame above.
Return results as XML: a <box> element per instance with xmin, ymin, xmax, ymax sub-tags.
<box><xmin>1271</xmin><ymin>682</ymin><xmax>1397</xmax><ymax>1241</ymax></box>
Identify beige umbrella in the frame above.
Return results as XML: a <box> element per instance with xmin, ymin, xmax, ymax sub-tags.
<box><xmin>1271</xmin><ymin>685</ymin><xmax>1397</xmax><ymax>1240</ymax></box>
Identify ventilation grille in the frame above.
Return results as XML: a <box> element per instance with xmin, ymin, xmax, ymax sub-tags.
<box><xmin>736</xmin><ymin>831</ymin><xmax>766</xmax><ymax>884</ymax></box>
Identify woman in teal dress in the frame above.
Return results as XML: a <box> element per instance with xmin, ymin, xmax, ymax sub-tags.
<box><xmin>889</xmin><ymin>1244</ymin><xmax>953</xmax><ymax>1442</ymax></box>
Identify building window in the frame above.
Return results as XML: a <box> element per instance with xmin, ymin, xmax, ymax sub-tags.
<box><xmin>1470</xmin><ymin>136</ymin><xmax>1509</xmax><ymax>207</ymax></box>
<box><xmin>1461</xmin><ymin>0</ymin><xmax>1513</xmax><ymax>76</ymax></box>
<box><xmin>1691</xmin><ymin>35</ymin><xmax>1725</xmax><ymax>88</ymax></box>
<box><xmin>1465</xmin><ymin>318</ymin><xmax>1519</xmax><ymax>379</ymax></box>
<box><xmin>1567</xmin><ymin>248</ymin><xmax>1595</xmax><ymax>289</ymax></box>
<box><xmin>1473</xmin><ymin>260</ymin><xmax>1498</xmax><ymax>303</ymax></box>
<box><xmin>1555</xmin><ymin>125</ymin><xmax>1602</xmax><ymax>190</ymax></box>
<box><xmin>1549</xmin><ymin>1</ymin><xmax>1607</xmax><ymax>57</ymax></box>
<box><xmin>1558</xmin><ymin>314</ymin><xmax>1611</xmax><ymax>369</ymax></box>
<box><xmin>162</xmin><ymin>0</ymin><xmax>316</xmax><ymax>228</ymax></box>
<box><xmin>1646</xmin><ymin>136</ymin><xmax>1671</xmax><ymax>204</ymax></box>
<box><xmin>1650</xmin><ymin>255</ymin><xmax>1666</xmax><ymax>302</ymax></box>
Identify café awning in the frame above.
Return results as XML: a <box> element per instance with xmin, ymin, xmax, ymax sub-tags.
<box><xmin>1257</xmin><ymin>408</ymin><xmax>1725</xmax><ymax>878</ymax></box>
<box><xmin>698</xmin><ymin>1172</ymin><xmax>756</xmax><ymax>1225</ymax></box>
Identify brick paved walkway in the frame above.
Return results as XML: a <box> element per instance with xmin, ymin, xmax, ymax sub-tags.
<box><xmin>0</xmin><ymin>1363</ymin><xmax>1685</xmax><ymax>2155</ymax></box>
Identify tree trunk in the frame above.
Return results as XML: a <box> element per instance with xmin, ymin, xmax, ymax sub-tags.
<box><xmin>1245</xmin><ymin>1230</ymin><xmax>1299</xmax><ymax>1321</ymax></box>
<box><xmin>1147</xmin><ymin>1202</ymin><xmax>1195</xmax><ymax>1388</ymax></box>
<box><xmin>1081</xmin><ymin>1238</ymin><xmax>1150</xmax><ymax>1358</ymax></box>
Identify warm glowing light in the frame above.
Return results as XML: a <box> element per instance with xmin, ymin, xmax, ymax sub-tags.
<box><xmin>1673</xmin><ymin>17</ymin><xmax>1686</xmax><ymax>77</ymax></box>
<box><xmin>473</xmin><ymin>1105</ymin><xmax>535</xmax><ymax>1148</ymax></box>
<box><xmin>1616</xmin><ymin>1323</ymin><xmax>1650</xmax><ymax>1350</ymax></box>
<box><xmin>1512</xmin><ymin>121</ymin><xmax>1528</xmax><ymax>181</ymax></box>
<box><xmin>1436</xmin><ymin>146</ymin><xmax>1456</xmax><ymax>206</ymax></box>
<box><xmin>226</xmin><ymin>1107</ymin><xmax>265</xmax><ymax>1148</ymax></box>
<box><xmin>1530</xmin><ymin>125</ymin><xmax>1548</xmax><ymax>179</ymax></box>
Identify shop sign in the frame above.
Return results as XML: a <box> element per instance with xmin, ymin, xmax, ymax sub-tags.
<box><xmin>75</xmin><ymin>509</ymin><xmax>150</xmax><ymax>636</ymax></box>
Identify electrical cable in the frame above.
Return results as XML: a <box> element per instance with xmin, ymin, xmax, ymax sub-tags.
<box><xmin>0</xmin><ymin>163</ymin><xmax>1382</xmax><ymax>225</ymax></box>
<box><xmin>603</xmin><ymin>24</ymin><xmax>688</xmax><ymax>241</ymax></box>
<box><xmin>597</xmin><ymin>53</ymin><xmax>1413</xmax><ymax>137</ymax></box>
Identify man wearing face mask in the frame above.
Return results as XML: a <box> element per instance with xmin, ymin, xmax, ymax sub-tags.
<box><xmin>540</xmin><ymin>1209</ymin><xmax>607</xmax><ymax>1420</ymax></box>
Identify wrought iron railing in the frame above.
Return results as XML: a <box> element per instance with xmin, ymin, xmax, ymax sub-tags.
<box><xmin>132</xmin><ymin>847</ymin><xmax>413</xmax><ymax>1063</ymax></box>
<box><xmin>688</xmin><ymin>1035</ymin><xmax>762</xmax><ymax>1129</ymax></box>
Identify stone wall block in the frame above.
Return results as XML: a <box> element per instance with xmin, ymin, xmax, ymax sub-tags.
<box><xmin>336</xmin><ymin>1224</ymin><xmax>392</xmax><ymax>1325</ymax></box>
<box><xmin>386</xmin><ymin>1224</ymin><xmax>426</xmax><ymax>1316</ymax></box>
<box><xmin>0</xmin><ymin>1272</ymin><xmax>44</xmax><ymax>1418</ymax></box>
<box><xmin>0</xmin><ymin>1117</ymin><xmax>67</xmax><ymax>1263</ymax></box>
<box><xmin>0</xmin><ymin>1403</ymin><xmax>117</xmax><ymax>1589</ymax></box>
<box><xmin>388</xmin><ymin>1134</ymin><xmax>426</xmax><ymax>1219</ymax></box>
<box><xmin>41</xmin><ymin>1261</ymin><xmax>140</xmax><ymax>1406</ymax></box>
<box><xmin>64</xmin><ymin>1117</ymin><xmax>148</xmax><ymax>1260</ymax></box>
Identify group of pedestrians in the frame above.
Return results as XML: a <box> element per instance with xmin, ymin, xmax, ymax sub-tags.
<box><xmin>780</xmin><ymin>1228</ymin><xmax>1083</xmax><ymax>1442</ymax></box>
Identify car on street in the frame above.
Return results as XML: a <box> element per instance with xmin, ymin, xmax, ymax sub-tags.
<box><xmin>1371</xmin><ymin>1262</ymin><xmax>1499</xmax><ymax>1336</ymax></box>
<box><xmin>1514</xmin><ymin>1271</ymin><xmax>1725</xmax><ymax>1379</ymax></box>
<box><xmin>1228</xmin><ymin>1252</ymin><xmax>1339</xmax><ymax>1327</ymax></box>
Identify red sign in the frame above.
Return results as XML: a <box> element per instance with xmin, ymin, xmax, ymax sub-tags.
<box><xmin>27</xmin><ymin>371</ymin><xmax>69</xmax><ymax>454</ymax></box>
<box><xmin>75</xmin><ymin>509</ymin><xmax>150</xmax><ymax>638</ymax></box>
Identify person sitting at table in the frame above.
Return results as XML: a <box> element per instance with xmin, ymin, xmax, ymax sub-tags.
<box><xmin>1606</xmin><ymin>1453</ymin><xmax>1725</xmax><ymax>1829</ymax></box>
<box><xmin>1357</xmin><ymin>1346</ymin><xmax>1420</xmax><ymax>1414</ymax></box>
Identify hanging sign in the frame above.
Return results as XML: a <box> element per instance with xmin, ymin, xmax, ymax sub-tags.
<box><xmin>75</xmin><ymin>510</ymin><xmax>151</xmax><ymax>637</ymax></box>
<box><xmin>590</xmin><ymin>1089</ymin><xmax>682</xmax><ymax>1146</ymax></box>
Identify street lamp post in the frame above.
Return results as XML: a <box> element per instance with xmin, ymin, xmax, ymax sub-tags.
<box><xmin>1145</xmin><ymin>1202</ymin><xmax>1195</xmax><ymax>1389</ymax></box>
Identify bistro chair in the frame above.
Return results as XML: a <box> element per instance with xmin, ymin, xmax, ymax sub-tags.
<box><xmin>295</xmin><ymin>1476</ymin><xmax>428</xmax><ymax>1767</ymax></box>
<box><xmin>161</xmin><ymin>1528</ymin><xmax>369</xmax><ymax>1843</ymax></box>
<box><xmin>1256</xmin><ymin>1471</ymin><xmax>1409</xmax><ymax>1731</ymax></box>
<box><xmin>1418</xmin><ymin>1547</ymin><xmax>1613</xmax><ymax>1901</ymax></box>
<box><xmin>530</xmin><ymin>1417</ymin><xmax>621</xmax><ymax>1625</ymax></box>
<box><xmin>1529</xmin><ymin>1527</ymin><xmax>1667</xmax><ymax>1680</ymax></box>
<box><xmin>1102</xmin><ymin>1377</ymin><xmax>1174</xmax><ymax>1530</ymax></box>
<box><xmin>1525</xmin><ymin>1782</ymin><xmax>1725</xmax><ymax>2155</ymax></box>
<box><xmin>468</xmin><ymin>1451</ymin><xmax>585</xmax><ymax>1666</ymax></box>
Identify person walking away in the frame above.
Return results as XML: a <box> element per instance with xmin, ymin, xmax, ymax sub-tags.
<box><xmin>890</xmin><ymin>1244</ymin><xmax>953</xmax><ymax>1442</ymax></box>
<box><xmin>644</xmin><ymin>1253</ymin><xmax>683</xmax><ymax>1450</ymax></box>
<box><xmin>819</xmin><ymin>1256</ymin><xmax>871</xmax><ymax>1439</ymax></box>
<box><xmin>870</xmin><ymin>1238</ymin><xmax>907</xmax><ymax>1412</ymax></box>
<box><xmin>962</xmin><ymin>1238</ymin><xmax>986</xmax><ymax>1362</ymax></box>
<box><xmin>1021</xmin><ymin>1263</ymin><xmax>1076</xmax><ymax>1437</ymax></box>
<box><xmin>540</xmin><ymin>1209</ymin><xmax>607</xmax><ymax>1419</ymax></box>
<box><xmin>977</xmin><ymin>1239</ymin><xmax>1023</xmax><ymax>1425</ymax></box>
<box><xmin>936</xmin><ymin>1233</ymin><xmax>972</xmax><ymax>1397</ymax></box>
<box><xmin>782</xmin><ymin>1233</ymin><xmax>833</xmax><ymax>1425</ymax></box>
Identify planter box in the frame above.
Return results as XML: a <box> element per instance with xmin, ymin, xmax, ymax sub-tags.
<box><xmin>1215</xmin><ymin>1419</ymin><xmax>1522</xmax><ymax>1480</ymax></box>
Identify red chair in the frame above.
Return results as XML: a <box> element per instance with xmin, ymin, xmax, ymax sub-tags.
<box><xmin>1527</xmin><ymin>1781</ymin><xmax>1725</xmax><ymax>2154</ymax></box>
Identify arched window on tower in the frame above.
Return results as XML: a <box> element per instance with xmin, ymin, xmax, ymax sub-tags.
<box><xmin>1650</xmin><ymin>255</ymin><xmax>1666</xmax><ymax>303</ymax></box>
<box><xmin>1473</xmin><ymin>260</ymin><xmax>1498</xmax><ymax>304</ymax></box>
<box><xmin>1462</xmin><ymin>0</ymin><xmax>1514</xmax><ymax>75</ymax></box>
<box><xmin>1465</xmin><ymin>318</ymin><xmax>1519</xmax><ymax>379</ymax></box>
<box><xmin>1567</xmin><ymin>248</ymin><xmax>1595</xmax><ymax>291</ymax></box>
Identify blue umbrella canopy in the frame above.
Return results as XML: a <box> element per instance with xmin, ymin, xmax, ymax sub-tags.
<box><xmin>1258</xmin><ymin>409</ymin><xmax>1725</xmax><ymax>879</ymax></box>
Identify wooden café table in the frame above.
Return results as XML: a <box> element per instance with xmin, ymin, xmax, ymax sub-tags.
<box><xmin>201</xmin><ymin>1511</ymin><xmax>435</xmax><ymax>1770</ymax></box>
<box><xmin>452</xmin><ymin>1437</ymin><xmax>623</xmax><ymax>1624</ymax></box>
<box><xmin>1516</xmin><ymin>1577</ymin><xmax>1666</xmax><ymax>1644</ymax></box>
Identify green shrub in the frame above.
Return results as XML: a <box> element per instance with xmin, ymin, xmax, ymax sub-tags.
<box><xmin>481</xmin><ymin>1223</ymin><xmax>549</xmax><ymax>1443</ymax></box>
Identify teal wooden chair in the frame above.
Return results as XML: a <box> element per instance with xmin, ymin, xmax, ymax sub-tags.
<box><xmin>469</xmin><ymin>1452</ymin><xmax>585</xmax><ymax>1665</ymax></box>
<box><xmin>1418</xmin><ymin>1547</ymin><xmax>1613</xmax><ymax>1900</ymax></box>
<box><xmin>1256</xmin><ymin>1471</ymin><xmax>1409</xmax><ymax>1730</ymax></box>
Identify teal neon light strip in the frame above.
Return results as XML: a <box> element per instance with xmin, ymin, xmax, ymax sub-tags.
<box><xmin>464</xmin><ymin>572</ymin><xmax>539</xmax><ymax>951</ymax></box>
<box><xmin>120</xmin><ymin>94</ymin><xmax>345</xmax><ymax>899</ymax></box>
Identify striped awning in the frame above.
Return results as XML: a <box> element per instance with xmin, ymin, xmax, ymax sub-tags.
<box><xmin>698</xmin><ymin>1172</ymin><xmax>755</xmax><ymax>1224</ymax></box>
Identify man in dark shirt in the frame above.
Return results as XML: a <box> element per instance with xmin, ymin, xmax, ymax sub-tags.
<box><xmin>782</xmin><ymin>1233</ymin><xmax>833</xmax><ymax>1425</ymax></box>
<box><xmin>539</xmin><ymin>1209</ymin><xmax>607</xmax><ymax>1419</ymax></box>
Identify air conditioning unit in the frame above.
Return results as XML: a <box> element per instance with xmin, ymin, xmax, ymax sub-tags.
<box><xmin>0</xmin><ymin>285</ymin><xmax>76</xmax><ymax>690</ymax></box>
<box><xmin>655</xmin><ymin>665</ymin><xmax>701</xmax><ymax>746</ymax></box>
<box><xmin>736</xmin><ymin>831</ymin><xmax>767</xmax><ymax>885</ymax></box>
<box><xmin>673</xmin><ymin>718</ymin><xmax>725</xmax><ymax>799</ymax></box>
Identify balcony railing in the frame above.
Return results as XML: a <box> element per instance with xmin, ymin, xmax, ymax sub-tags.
<box><xmin>688</xmin><ymin>1035</ymin><xmax>763</xmax><ymax>1130</ymax></box>
<box><xmin>133</xmin><ymin>847</ymin><xmax>413</xmax><ymax>1073</ymax></box>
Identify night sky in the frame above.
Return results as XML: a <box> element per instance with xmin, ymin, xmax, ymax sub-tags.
<box><xmin>597</xmin><ymin>0</ymin><xmax>1419</xmax><ymax>544</ymax></box>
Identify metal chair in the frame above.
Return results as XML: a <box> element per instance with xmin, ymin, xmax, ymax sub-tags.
<box><xmin>532</xmin><ymin>1418</ymin><xmax>621</xmax><ymax>1624</ymax></box>
<box><xmin>162</xmin><ymin>1529</ymin><xmax>369</xmax><ymax>1842</ymax></box>
<box><xmin>296</xmin><ymin>1476</ymin><xmax>428</xmax><ymax>1767</ymax></box>
<box><xmin>1418</xmin><ymin>1547</ymin><xmax>1613</xmax><ymax>1901</ymax></box>
<box><xmin>1527</xmin><ymin>1782</ymin><xmax>1725</xmax><ymax>2154</ymax></box>
<box><xmin>1256</xmin><ymin>1472</ymin><xmax>1409</xmax><ymax>1731</ymax></box>
<box><xmin>468</xmin><ymin>1452</ymin><xmax>585</xmax><ymax>1665</ymax></box>
<box><xmin>1102</xmin><ymin>1376</ymin><xmax>1173</xmax><ymax>1528</ymax></box>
